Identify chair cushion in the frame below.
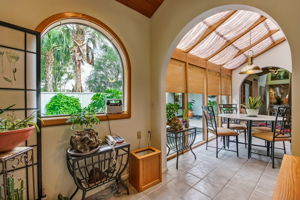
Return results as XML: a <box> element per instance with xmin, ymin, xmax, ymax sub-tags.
<box><xmin>252</xmin><ymin>131</ymin><xmax>291</xmax><ymax>142</ymax></box>
<box><xmin>216</xmin><ymin>128</ymin><xmax>239</xmax><ymax>136</ymax></box>
<box><xmin>222</xmin><ymin>123</ymin><xmax>247</xmax><ymax>130</ymax></box>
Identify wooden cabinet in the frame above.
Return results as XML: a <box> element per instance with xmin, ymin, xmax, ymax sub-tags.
<box><xmin>273</xmin><ymin>155</ymin><xmax>300</xmax><ymax>200</ymax></box>
<box><xmin>129</xmin><ymin>147</ymin><xmax>162</xmax><ymax>192</ymax></box>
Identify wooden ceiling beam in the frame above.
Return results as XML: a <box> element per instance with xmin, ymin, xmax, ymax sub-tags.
<box><xmin>185</xmin><ymin>10</ymin><xmax>237</xmax><ymax>53</ymax></box>
<box><xmin>232</xmin><ymin>29</ymin><xmax>279</xmax><ymax>59</ymax></box>
<box><xmin>232</xmin><ymin>37</ymin><xmax>286</xmax><ymax>69</ymax></box>
<box><xmin>205</xmin><ymin>16</ymin><xmax>267</xmax><ymax>60</ymax></box>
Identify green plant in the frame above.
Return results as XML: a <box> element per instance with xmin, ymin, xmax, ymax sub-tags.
<box><xmin>45</xmin><ymin>93</ymin><xmax>81</xmax><ymax>115</ymax></box>
<box><xmin>0</xmin><ymin>177</ymin><xmax>24</xmax><ymax>200</ymax></box>
<box><xmin>88</xmin><ymin>89</ymin><xmax>123</xmax><ymax>112</ymax></box>
<box><xmin>0</xmin><ymin>105</ymin><xmax>39</xmax><ymax>132</ymax></box>
<box><xmin>67</xmin><ymin>109</ymin><xmax>100</xmax><ymax>131</ymax></box>
<box><xmin>188</xmin><ymin>100</ymin><xmax>195</xmax><ymax>111</ymax></box>
<box><xmin>243</xmin><ymin>96</ymin><xmax>262</xmax><ymax>109</ymax></box>
<box><xmin>166</xmin><ymin>103</ymin><xmax>179</xmax><ymax>122</ymax></box>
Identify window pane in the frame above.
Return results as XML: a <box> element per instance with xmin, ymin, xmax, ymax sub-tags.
<box><xmin>221</xmin><ymin>95</ymin><xmax>229</xmax><ymax>104</ymax></box>
<box><xmin>208</xmin><ymin>95</ymin><xmax>218</xmax><ymax>138</ymax></box>
<box><xmin>188</xmin><ymin>93</ymin><xmax>204</xmax><ymax>144</ymax></box>
<box><xmin>41</xmin><ymin>23</ymin><xmax>124</xmax><ymax>116</ymax></box>
<box><xmin>166</xmin><ymin>92</ymin><xmax>184</xmax><ymax>117</ymax></box>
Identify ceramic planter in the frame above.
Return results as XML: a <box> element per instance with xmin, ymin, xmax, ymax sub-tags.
<box><xmin>246</xmin><ymin>109</ymin><xmax>259</xmax><ymax>116</ymax></box>
<box><xmin>0</xmin><ymin>125</ymin><xmax>35</xmax><ymax>152</ymax></box>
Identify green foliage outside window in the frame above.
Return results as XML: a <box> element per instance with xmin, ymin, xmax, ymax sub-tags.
<box><xmin>45</xmin><ymin>93</ymin><xmax>82</xmax><ymax>115</ymax></box>
<box><xmin>88</xmin><ymin>89</ymin><xmax>123</xmax><ymax>113</ymax></box>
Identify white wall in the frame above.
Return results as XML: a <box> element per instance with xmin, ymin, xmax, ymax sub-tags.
<box><xmin>232</xmin><ymin>41</ymin><xmax>292</xmax><ymax>107</ymax></box>
<box><xmin>0</xmin><ymin>0</ymin><xmax>151</xmax><ymax>199</ymax></box>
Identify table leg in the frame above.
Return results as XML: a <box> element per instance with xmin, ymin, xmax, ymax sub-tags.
<box><xmin>271</xmin><ymin>121</ymin><xmax>275</xmax><ymax>132</ymax></box>
<box><xmin>247</xmin><ymin>120</ymin><xmax>253</xmax><ymax>159</ymax></box>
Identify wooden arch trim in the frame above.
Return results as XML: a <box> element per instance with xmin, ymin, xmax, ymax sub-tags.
<box><xmin>36</xmin><ymin>12</ymin><xmax>132</xmax><ymax>126</ymax></box>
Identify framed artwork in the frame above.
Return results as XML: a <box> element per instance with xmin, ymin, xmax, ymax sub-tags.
<box><xmin>267</xmin><ymin>69</ymin><xmax>290</xmax><ymax>85</ymax></box>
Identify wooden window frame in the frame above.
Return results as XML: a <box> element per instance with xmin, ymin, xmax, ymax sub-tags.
<box><xmin>36</xmin><ymin>12</ymin><xmax>131</xmax><ymax>127</ymax></box>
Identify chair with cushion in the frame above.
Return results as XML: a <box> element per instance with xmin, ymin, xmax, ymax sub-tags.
<box><xmin>202</xmin><ymin>106</ymin><xmax>239</xmax><ymax>158</ymax></box>
<box><xmin>219</xmin><ymin>104</ymin><xmax>247</xmax><ymax>147</ymax></box>
<box><xmin>252</xmin><ymin>106</ymin><xmax>291</xmax><ymax>168</ymax></box>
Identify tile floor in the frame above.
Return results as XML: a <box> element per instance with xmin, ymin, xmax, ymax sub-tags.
<box><xmin>89</xmin><ymin>135</ymin><xmax>290</xmax><ymax>200</ymax></box>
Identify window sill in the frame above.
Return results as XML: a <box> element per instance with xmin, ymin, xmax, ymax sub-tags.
<box><xmin>41</xmin><ymin>111</ymin><xmax>131</xmax><ymax>127</ymax></box>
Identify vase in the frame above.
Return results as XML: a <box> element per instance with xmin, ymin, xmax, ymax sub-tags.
<box><xmin>246</xmin><ymin>109</ymin><xmax>259</xmax><ymax>116</ymax></box>
<box><xmin>0</xmin><ymin>125</ymin><xmax>35</xmax><ymax>152</ymax></box>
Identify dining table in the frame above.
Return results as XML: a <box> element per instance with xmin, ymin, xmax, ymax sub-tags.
<box><xmin>218</xmin><ymin>113</ymin><xmax>281</xmax><ymax>159</ymax></box>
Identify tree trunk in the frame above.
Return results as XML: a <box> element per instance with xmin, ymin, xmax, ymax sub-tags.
<box><xmin>45</xmin><ymin>51</ymin><xmax>54</xmax><ymax>92</ymax></box>
<box><xmin>72</xmin><ymin>25</ymin><xmax>85</xmax><ymax>92</ymax></box>
<box><xmin>74</xmin><ymin>60</ymin><xmax>83</xmax><ymax>92</ymax></box>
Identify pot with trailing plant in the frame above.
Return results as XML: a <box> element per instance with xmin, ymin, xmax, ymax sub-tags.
<box><xmin>0</xmin><ymin>105</ymin><xmax>39</xmax><ymax>152</ymax></box>
<box><xmin>166</xmin><ymin>103</ymin><xmax>183</xmax><ymax>132</ymax></box>
<box><xmin>242</xmin><ymin>96</ymin><xmax>262</xmax><ymax>117</ymax></box>
<box><xmin>67</xmin><ymin>109</ymin><xmax>101</xmax><ymax>154</ymax></box>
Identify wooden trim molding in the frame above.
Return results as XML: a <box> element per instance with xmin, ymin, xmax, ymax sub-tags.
<box><xmin>36</xmin><ymin>12</ymin><xmax>131</xmax><ymax>127</ymax></box>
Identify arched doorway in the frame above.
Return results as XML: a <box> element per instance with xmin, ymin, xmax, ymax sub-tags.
<box><xmin>160</xmin><ymin>5</ymin><xmax>292</xmax><ymax>170</ymax></box>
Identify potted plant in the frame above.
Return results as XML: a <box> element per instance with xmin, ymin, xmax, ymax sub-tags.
<box><xmin>188</xmin><ymin>100</ymin><xmax>195</xmax><ymax>117</ymax></box>
<box><xmin>67</xmin><ymin>109</ymin><xmax>101</xmax><ymax>153</ymax></box>
<box><xmin>182</xmin><ymin>109</ymin><xmax>189</xmax><ymax>128</ymax></box>
<box><xmin>166</xmin><ymin>103</ymin><xmax>183</xmax><ymax>131</ymax></box>
<box><xmin>0</xmin><ymin>105</ymin><xmax>39</xmax><ymax>152</ymax></box>
<box><xmin>242</xmin><ymin>96</ymin><xmax>262</xmax><ymax>116</ymax></box>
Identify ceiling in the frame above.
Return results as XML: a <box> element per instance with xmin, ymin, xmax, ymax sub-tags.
<box><xmin>177</xmin><ymin>10</ymin><xmax>286</xmax><ymax>70</ymax></box>
<box><xmin>116</xmin><ymin>0</ymin><xmax>164</xmax><ymax>18</ymax></box>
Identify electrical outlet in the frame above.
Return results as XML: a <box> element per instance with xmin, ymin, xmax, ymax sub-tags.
<box><xmin>137</xmin><ymin>131</ymin><xmax>142</xmax><ymax>139</ymax></box>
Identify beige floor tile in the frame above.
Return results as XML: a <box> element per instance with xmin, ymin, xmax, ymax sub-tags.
<box><xmin>249</xmin><ymin>190</ymin><xmax>272</xmax><ymax>200</ymax></box>
<box><xmin>193</xmin><ymin>179</ymin><xmax>224</xmax><ymax>198</ymax></box>
<box><xmin>180</xmin><ymin>188</ymin><xmax>211</xmax><ymax>200</ymax></box>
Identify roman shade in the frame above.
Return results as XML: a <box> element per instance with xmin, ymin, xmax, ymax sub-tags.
<box><xmin>166</xmin><ymin>59</ymin><xmax>186</xmax><ymax>93</ymax></box>
<box><xmin>207</xmin><ymin>70</ymin><xmax>220</xmax><ymax>95</ymax></box>
<box><xmin>187</xmin><ymin>64</ymin><xmax>205</xmax><ymax>93</ymax></box>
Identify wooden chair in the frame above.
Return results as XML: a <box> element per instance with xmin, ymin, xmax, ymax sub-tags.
<box><xmin>252</xmin><ymin>106</ymin><xmax>291</xmax><ymax>168</ymax></box>
<box><xmin>219</xmin><ymin>104</ymin><xmax>247</xmax><ymax>147</ymax></box>
<box><xmin>202</xmin><ymin>106</ymin><xmax>239</xmax><ymax>158</ymax></box>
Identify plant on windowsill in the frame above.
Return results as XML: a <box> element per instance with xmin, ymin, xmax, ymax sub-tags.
<box><xmin>0</xmin><ymin>104</ymin><xmax>39</xmax><ymax>153</ymax></box>
<box><xmin>166</xmin><ymin>103</ymin><xmax>183</xmax><ymax>132</ymax></box>
<box><xmin>242</xmin><ymin>96</ymin><xmax>262</xmax><ymax>116</ymax></box>
<box><xmin>67</xmin><ymin>108</ymin><xmax>101</xmax><ymax>154</ymax></box>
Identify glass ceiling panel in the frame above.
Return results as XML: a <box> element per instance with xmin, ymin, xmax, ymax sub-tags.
<box><xmin>217</xmin><ymin>10</ymin><xmax>260</xmax><ymax>40</ymax></box>
<box><xmin>177</xmin><ymin>22</ymin><xmax>208</xmax><ymax>51</ymax></box>
<box><xmin>190</xmin><ymin>32</ymin><xmax>226</xmax><ymax>58</ymax></box>
<box><xmin>223</xmin><ymin>54</ymin><xmax>247</xmax><ymax>69</ymax></box>
<box><xmin>209</xmin><ymin>45</ymin><xmax>239</xmax><ymax>65</ymax></box>
<box><xmin>245</xmin><ymin>37</ymin><xmax>273</xmax><ymax>56</ymax></box>
<box><xmin>265</xmin><ymin>19</ymin><xmax>278</xmax><ymax>30</ymax></box>
<box><xmin>233</xmin><ymin>22</ymin><xmax>269</xmax><ymax>50</ymax></box>
<box><xmin>204</xmin><ymin>11</ymin><xmax>231</xmax><ymax>26</ymax></box>
<box><xmin>272</xmin><ymin>31</ymin><xmax>285</xmax><ymax>40</ymax></box>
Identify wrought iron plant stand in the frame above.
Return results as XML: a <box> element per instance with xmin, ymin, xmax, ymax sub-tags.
<box><xmin>66</xmin><ymin>143</ymin><xmax>130</xmax><ymax>200</ymax></box>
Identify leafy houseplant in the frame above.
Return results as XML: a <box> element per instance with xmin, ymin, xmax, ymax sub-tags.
<box><xmin>0</xmin><ymin>105</ymin><xmax>38</xmax><ymax>152</ymax></box>
<box><xmin>0</xmin><ymin>177</ymin><xmax>24</xmax><ymax>200</ymax></box>
<box><xmin>242</xmin><ymin>96</ymin><xmax>262</xmax><ymax>116</ymax></box>
<box><xmin>166</xmin><ymin>103</ymin><xmax>179</xmax><ymax>122</ymax></box>
<box><xmin>166</xmin><ymin>103</ymin><xmax>183</xmax><ymax>131</ymax></box>
<box><xmin>67</xmin><ymin>109</ymin><xmax>101</xmax><ymax>153</ymax></box>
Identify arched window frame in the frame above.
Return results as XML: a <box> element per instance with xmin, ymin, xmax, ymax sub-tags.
<box><xmin>36</xmin><ymin>12</ymin><xmax>131</xmax><ymax>126</ymax></box>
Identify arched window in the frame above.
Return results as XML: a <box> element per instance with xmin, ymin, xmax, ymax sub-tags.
<box><xmin>36</xmin><ymin>13</ymin><xmax>131</xmax><ymax>126</ymax></box>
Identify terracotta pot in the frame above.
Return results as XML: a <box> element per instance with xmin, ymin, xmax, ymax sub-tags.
<box><xmin>0</xmin><ymin>126</ymin><xmax>35</xmax><ymax>152</ymax></box>
<box><xmin>188</xmin><ymin>110</ymin><xmax>193</xmax><ymax>118</ymax></box>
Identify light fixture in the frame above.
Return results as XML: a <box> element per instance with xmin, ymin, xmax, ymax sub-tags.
<box><xmin>239</xmin><ymin>31</ymin><xmax>263</xmax><ymax>75</ymax></box>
